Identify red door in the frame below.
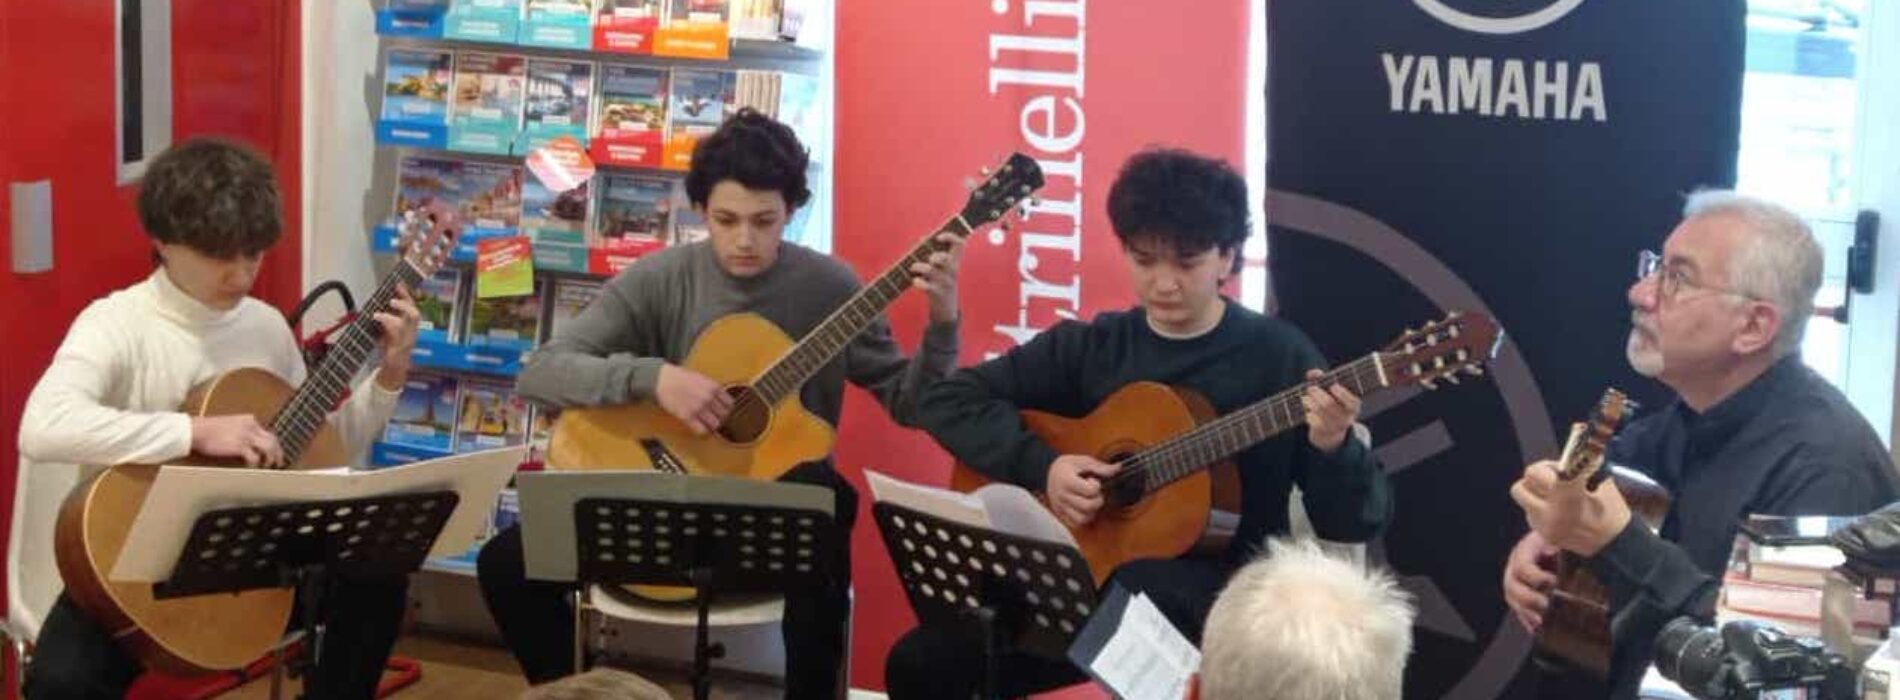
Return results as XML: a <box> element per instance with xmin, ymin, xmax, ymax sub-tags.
<box><xmin>0</xmin><ymin>0</ymin><xmax>301</xmax><ymax>661</ymax></box>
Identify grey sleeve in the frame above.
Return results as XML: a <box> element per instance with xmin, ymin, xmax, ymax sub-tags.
<box><xmin>843</xmin><ymin>315</ymin><xmax>961</xmax><ymax>428</ymax></box>
<box><xmin>515</xmin><ymin>266</ymin><xmax>671</xmax><ymax>408</ymax></box>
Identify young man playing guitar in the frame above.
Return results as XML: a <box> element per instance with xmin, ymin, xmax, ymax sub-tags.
<box><xmin>883</xmin><ymin>148</ymin><xmax>1392</xmax><ymax>698</ymax></box>
<box><xmin>476</xmin><ymin>109</ymin><xmax>965</xmax><ymax>697</ymax></box>
<box><xmin>17</xmin><ymin>138</ymin><xmax>424</xmax><ymax>699</ymax></box>
<box><xmin>1505</xmin><ymin>191</ymin><xmax>1900</xmax><ymax>700</ymax></box>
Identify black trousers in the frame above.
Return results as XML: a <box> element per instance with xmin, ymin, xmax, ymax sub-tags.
<box><xmin>478</xmin><ymin>461</ymin><xmax>858</xmax><ymax>698</ymax></box>
<box><xmin>23</xmin><ymin>575</ymin><xmax>410</xmax><ymax>700</ymax></box>
<box><xmin>883</xmin><ymin>557</ymin><xmax>1231</xmax><ymax>700</ymax></box>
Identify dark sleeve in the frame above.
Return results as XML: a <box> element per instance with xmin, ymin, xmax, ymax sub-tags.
<box><xmin>1286</xmin><ymin>332</ymin><xmax>1393</xmax><ymax>542</ymax></box>
<box><xmin>1590</xmin><ymin>519</ymin><xmax>1722</xmax><ymax>653</ymax></box>
<box><xmin>843</xmin><ymin>315</ymin><xmax>961</xmax><ymax>429</ymax></box>
<box><xmin>915</xmin><ymin>321</ymin><xmax>1090</xmax><ymax>492</ymax></box>
<box><xmin>515</xmin><ymin>265</ymin><xmax>668</xmax><ymax>408</ymax></box>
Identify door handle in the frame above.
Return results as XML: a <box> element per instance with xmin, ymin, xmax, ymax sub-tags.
<box><xmin>9</xmin><ymin>179</ymin><xmax>53</xmax><ymax>274</ymax></box>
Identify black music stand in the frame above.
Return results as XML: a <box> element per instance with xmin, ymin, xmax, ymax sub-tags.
<box><xmin>871</xmin><ymin>502</ymin><xmax>1098</xmax><ymax>700</ymax></box>
<box><xmin>153</xmin><ymin>491</ymin><xmax>459</xmax><ymax>700</ymax></box>
<box><xmin>519</xmin><ymin>472</ymin><xmax>839</xmax><ymax>700</ymax></box>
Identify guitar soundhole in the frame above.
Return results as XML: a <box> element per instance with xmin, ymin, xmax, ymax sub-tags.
<box><xmin>1101</xmin><ymin>450</ymin><xmax>1145</xmax><ymax>510</ymax></box>
<box><xmin>716</xmin><ymin>385</ymin><xmax>771</xmax><ymax>444</ymax></box>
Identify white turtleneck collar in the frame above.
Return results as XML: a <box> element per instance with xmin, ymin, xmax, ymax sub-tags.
<box><xmin>146</xmin><ymin>268</ymin><xmax>246</xmax><ymax>328</ymax></box>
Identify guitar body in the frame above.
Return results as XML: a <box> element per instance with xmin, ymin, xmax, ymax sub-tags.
<box><xmin>548</xmin><ymin>313</ymin><xmax>836</xmax><ymax>480</ymax></box>
<box><xmin>947</xmin><ymin>382</ymin><xmax>1241</xmax><ymax>584</ymax></box>
<box><xmin>1533</xmin><ymin>467</ymin><xmax>1675</xmax><ymax>677</ymax></box>
<box><xmin>53</xmin><ymin>367</ymin><xmax>348</xmax><ymax>675</ymax></box>
<box><xmin>547</xmin><ymin>313</ymin><xmax>837</xmax><ymax>601</ymax></box>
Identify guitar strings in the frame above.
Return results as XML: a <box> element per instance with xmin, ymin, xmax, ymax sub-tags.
<box><xmin>733</xmin><ymin>214</ymin><xmax>982</xmax><ymax>425</ymax></box>
<box><xmin>1099</xmin><ymin>355</ymin><xmax>1386</xmax><ymax>493</ymax></box>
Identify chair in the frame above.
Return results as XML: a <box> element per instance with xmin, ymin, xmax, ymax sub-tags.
<box><xmin>2</xmin><ymin>458</ymin><xmax>90</xmax><ymax>694</ymax></box>
<box><xmin>577</xmin><ymin>585</ymin><xmax>853</xmax><ymax>699</ymax></box>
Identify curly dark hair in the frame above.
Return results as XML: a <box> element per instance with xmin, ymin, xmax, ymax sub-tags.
<box><xmin>685</xmin><ymin>108</ymin><xmax>811</xmax><ymax>211</ymax></box>
<box><xmin>136</xmin><ymin>137</ymin><xmax>283</xmax><ymax>259</ymax></box>
<box><xmin>1106</xmin><ymin>148</ymin><xmax>1251</xmax><ymax>274</ymax></box>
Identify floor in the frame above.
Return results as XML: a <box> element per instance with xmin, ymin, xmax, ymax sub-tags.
<box><xmin>221</xmin><ymin>634</ymin><xmax>784</xmax><ymax>700</ymax></box>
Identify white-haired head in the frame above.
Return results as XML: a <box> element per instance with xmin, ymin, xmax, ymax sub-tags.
<box><xmin>1199</xmin><ymin>538</ymin><xmax>1416</xmax><ymax>700</ymax></box>
<box><xmin>1681</xmin><ymin>189</ymin><xmax>1824</xmax><ymax>357</ymax></box>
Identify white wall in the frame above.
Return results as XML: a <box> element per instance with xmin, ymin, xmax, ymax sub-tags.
<box><xmin>300</xmin><ymin>0</ymin><xmax>392</xmax><ymax>334</ymax></box>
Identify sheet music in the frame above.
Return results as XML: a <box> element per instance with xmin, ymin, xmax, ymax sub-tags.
<box><xmin>864</xmin><ymin>470</ymin><xmax>1075</xmax><ymax>548</ymax></box>
<box><xmin>865</xmin><ymin>470</ymin><xmax>990</xmax><ymax>531</ymax></box>
<box><xmin>1089</xmin><ymin>592</ymin><xmax>1200</xmax><ymax>700</ymax></box>
<box><xmin>973</xmin><ymin>483</ymin><xmax>1076</xmax><ymax>548</ymax></box>
<box><xmin>109</xmin><ymin>446</ymin><xmax>525</xmax><ymax>582</ymax></box>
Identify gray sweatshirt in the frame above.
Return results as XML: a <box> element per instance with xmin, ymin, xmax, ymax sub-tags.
<box><xmin>516</xmin><ymin>241</ymin><xmax>961</xmax><ymax>438</ymax></box>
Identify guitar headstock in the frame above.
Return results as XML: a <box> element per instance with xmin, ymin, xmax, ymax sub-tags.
<box><xmin>958</xmin><ymin>153</ymin><xmax>1046</xmax><ymax>231</ymax></box>
<box><xmin>396</xmin><ymin>200</ymin><xmax>460</xmax><ymax>279</ymax></box>
<box><xmin>1554</xmin><ymin>388</ymin><xmax>1634</xmax><ymax>484</ymax></box>
<box><xmin>1377</xmin><ymin>311</ymin><xmax>1503</xmax><ymax>391</ymax></box>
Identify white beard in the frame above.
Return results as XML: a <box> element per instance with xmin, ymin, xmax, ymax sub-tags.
<box><xmin>1627</xmin><ymin>330</ymin><xmax>1664</xmax><ymax>378</ymax></box>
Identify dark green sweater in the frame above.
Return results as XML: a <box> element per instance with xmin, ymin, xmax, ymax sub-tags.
<box><xmin>916</xmin><ymin>300</ymin><xmax>1392</xmax><ymax>561</ymax></box>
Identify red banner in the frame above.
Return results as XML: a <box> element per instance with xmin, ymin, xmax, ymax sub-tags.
<box><xmin>831</xmin><ymin>0</ymin><xmax>1250</xmax><ymax>690</ymax></box>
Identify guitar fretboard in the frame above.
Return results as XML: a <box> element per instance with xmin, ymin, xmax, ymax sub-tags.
<box><xmin>1115</xmin><ymin>354</ymin><xmax>1388</xmax><ymax>493</ymax></box>
<box><xmin>751</xmin><ymin>218</ymin><xmax>972</xmax><ymax>404</ymax></box>
<box><xmin>267</xmin><ymin>261</ymin><xmax>426</xmax><ymax>466</ymax></box>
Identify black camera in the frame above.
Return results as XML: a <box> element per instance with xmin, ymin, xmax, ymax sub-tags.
<box><xmin>1654</xmin><ymin>617</ymin><xmax>1857</xmax><ymax>699</ymax></box>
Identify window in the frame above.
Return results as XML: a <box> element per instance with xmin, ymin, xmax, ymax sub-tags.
<box><xmin>1735</xmin><ymin>0</ymin><xmax>1867</xmax><ymax>388</ymax></box>
<box><xmin>117</xmin><ymin>0</ymin><xmax>172</xmax><ymax>182</ymax></box>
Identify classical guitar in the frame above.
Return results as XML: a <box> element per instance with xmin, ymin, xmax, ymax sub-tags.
<box><xmin>52</xmin><ymin>210</ymin><xmax>457</xmax><ymax>675</ymax></box>
<box><xmin>1532</xmin><ymin>387</ymin><xmax>1674</xmax><ymax>678</ymax></box>
<box><xmin>949</xmin><ymin>312</ymin><xmax>1503</xmax><ymax>584</ymax></box>
<box><xmin>547</xmin><ymin>153</ymin><xmax>1044</xmax><ymax>602</ymax></box>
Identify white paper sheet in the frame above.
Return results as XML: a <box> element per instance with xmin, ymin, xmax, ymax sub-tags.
<box><xmin>109</xmin><ymin>446</ymin><xmax>525</xmax><ymax>582</ymax></box>
<box><xmin>1089</xmin><ymin>593</ymin><xmax>1201</xmax><ymax>700</ymax></box>
<box><xmin>974</xmin><ymin>483</ymin><xmax>1077</xmax><ymax>548</ymax></box>
<box><xmin>864</xmin><ymin>470</ymin><xmax>1076</xmax><ymax>548</ymax></box>
<box><xmin>865</xmin><ymin>470</ymin><xmax>991</xmax><ymax>531</ymax></box>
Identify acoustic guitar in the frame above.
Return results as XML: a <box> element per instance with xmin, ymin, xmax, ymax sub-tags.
<box><xmin>949</xmin><ymin>312</ymin><xmax>1503</xmax><ymax>584</ymax></box>
<box><xmin>547</xmin><ymin>153</ymin><xmax>1045</xmax><ymax>602</ymax></box>
<box><xmin>52</xmin><ymin>210</ymin><xmax>457</xmax><ymax>675</ymax></box>
<box><xmin>1532</xmin><ymin>387</ymin><xmax>1674</xmax><ymax>677</ymax></box>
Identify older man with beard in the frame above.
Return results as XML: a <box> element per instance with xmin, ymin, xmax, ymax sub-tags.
<box><xmin>1500</xmin><ymin>190</ymin><xmax>1900</xmax><ymax>700</ymax></box>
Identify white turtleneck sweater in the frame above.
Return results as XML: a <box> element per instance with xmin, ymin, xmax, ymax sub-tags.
<box><xmin>18</xmin><ymin>269</ymin><xmax>400</xmax><ymax>475</ymax></box>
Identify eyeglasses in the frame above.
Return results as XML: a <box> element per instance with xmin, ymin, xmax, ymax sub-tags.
<box><xmin>1636</xmin><ymin>250</ymin><xmax>1758</xmax><ymax>303</ymax></box>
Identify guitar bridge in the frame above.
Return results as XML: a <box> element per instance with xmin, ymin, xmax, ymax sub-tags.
<box><xmin>639</xmin><ymin>439</ymin><xmax>689</xmax><ymax>475</ymax></box>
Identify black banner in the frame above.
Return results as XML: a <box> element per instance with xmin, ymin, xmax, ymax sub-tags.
<box><xmin>1265</xmin><ymin>1</ymin><xmax>1744</xmax><ymax>697</ymax></box>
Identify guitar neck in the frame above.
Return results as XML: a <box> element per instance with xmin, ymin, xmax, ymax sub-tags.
<box><xmin>1127</xmin><ymin>353</ymin><xmax>1389</xmax><ymax>493</ymax></box>
<box><xmin>268</xmin><ymin>261</ymin><xmax>426</xmax><ymax>466</ymax></box>
<box><xmin>751</xmin><ymin>216</ymin><xmax>972</xmax><ymax>404</ymax></box>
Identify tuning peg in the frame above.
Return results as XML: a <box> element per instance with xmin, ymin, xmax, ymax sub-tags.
<box><xmin>1420</xmin><ymin>377</ymin><xmax>1437</xmax><ymax>390</ymax></box>
<box><xmin>980</xmin><ymin>166</ymin><xmax>993</xmax><ymax>176</ymax></box>
<box><xmin>963</xmin><ymin>177</ymin><xmax>979</xmax><ymax>191</ymax></box>
<box><xmin>1465</xmin><ymin>365</ymin><xmax>1485</xmax><ymax>377</ymax></box>
<box><xmin>1441</xmin><ymin>374</ymin><xmax>1460</xmax><ymax>385</ymax></box>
